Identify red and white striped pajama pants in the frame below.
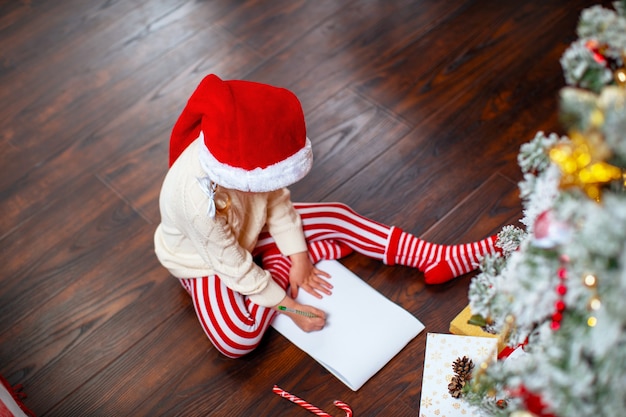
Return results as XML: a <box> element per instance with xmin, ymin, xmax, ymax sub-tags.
<box><xmin>179</xmin><ymin>202</ymin><xmax>391</xmax><ymax>358</ymax></box>
<box><xmin>179</xmin><ymin>202</ymin><xmax>499</xmax><ymax>358</ymax></box>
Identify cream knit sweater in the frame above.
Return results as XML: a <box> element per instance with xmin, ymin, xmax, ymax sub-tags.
<box><xmin>154</xmin><ymin>138</ymin><xmax>308</xmax><ymax>307</ymax></box>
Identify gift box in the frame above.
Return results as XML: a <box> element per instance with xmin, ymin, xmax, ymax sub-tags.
<box><xmin>419</xmin><ymin>333</ymin><xmax>498</xmax><ymax>417</ymax></box>
<box><xmin>449</xmin><ymin>305</ymin><xmax>496</xmax><ymax>339</ymax></box>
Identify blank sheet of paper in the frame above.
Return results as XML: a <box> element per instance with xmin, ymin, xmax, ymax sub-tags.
<box><xmin>271</xmin><ymin>259</ymin><xmax>425</xmax><ymax>391</ymax></box>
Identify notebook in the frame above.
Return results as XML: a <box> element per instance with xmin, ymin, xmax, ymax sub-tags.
<box><xmin>271</xmin><ymin>259</ymin><xmax>425</xmax><ymax>391</ymax></box>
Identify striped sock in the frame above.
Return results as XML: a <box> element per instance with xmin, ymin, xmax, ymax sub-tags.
<box><xmin>385</xmin><ymin>226</ymin><xmax>499</xmax><ymax>284</ymax></box>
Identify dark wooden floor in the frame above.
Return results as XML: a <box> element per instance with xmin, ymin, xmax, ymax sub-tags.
<box><xmin>0</xmin><ymin>0</ymin><xmax>609</xmax><ymax>415</ymax></box>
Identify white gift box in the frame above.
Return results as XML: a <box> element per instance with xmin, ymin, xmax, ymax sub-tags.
<box><xmin>420</xmin><ymin>333</ymin><xmax>498</xmax><ymax>417</ymax></box>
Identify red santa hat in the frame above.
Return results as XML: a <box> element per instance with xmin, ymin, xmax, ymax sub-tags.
<box><xmin>169</xmin><ymin>74</ymin><xmax>312</xmax><ymax>192</ymax></box>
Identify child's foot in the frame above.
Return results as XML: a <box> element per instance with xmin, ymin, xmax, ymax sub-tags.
<box><xmin>385</xmin><ymin>227</ymin><xmax>499</xmax><ymax>284</ymax></box>
<box><xmin>423</xmin><ymin>261</ymin><xmax>463</xmax><ymax>284</ymax></box>
<box><xmin>422</xmin><ymin>235</ymin><xmax>499</xmax><ymax>284</ymax></box>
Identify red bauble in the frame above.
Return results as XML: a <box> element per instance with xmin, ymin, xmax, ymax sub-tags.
<box><xmin>533</xmin><ymin>210</ymin><xmax>572</xmax><ymax>249</ymax></box>
<box><xmin>510</xmin><ymin>385</ymin><xmax>559</xmax><ymax>417</ymax></box>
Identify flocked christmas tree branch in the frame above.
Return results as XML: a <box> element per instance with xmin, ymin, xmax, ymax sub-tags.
<box><xmin>463</xmin><ymin>2</ymin><xmax>626</xmax><ymax>416</ymax></box>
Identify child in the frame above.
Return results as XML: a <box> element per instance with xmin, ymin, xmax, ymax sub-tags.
<box><xmin>154</xmin><ymin>74</ymin><xmax>499</xmax><ymax>358</ymax></box>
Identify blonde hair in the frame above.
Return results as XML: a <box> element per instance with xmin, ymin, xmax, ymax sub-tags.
<box><xmin>213</xmin><ymin>186</ymin><xmax>231</xmax><ymax>216</ymax></box>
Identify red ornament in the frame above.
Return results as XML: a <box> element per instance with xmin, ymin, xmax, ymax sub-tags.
<box><xmin>509</xmin><ymin>385</ymin><xmax>558</xmax><ymax>417</ymax></box>
<box><xmin>533</xmin><ymin>210</ymin><xmax>572</xmax><ymax>248</ymax></box>
<box><xmin>550</xmin><ymin>259</ymin><xmax>568</xmax><ymax>331</ymax></box>
<box><xmin>497</xmin><ymin>337</ymin><xmax>529</xmax><ymax>360</ymax></box>
<box><xmin>585</xmin><ymin>40</ymin><xmax>608</xmax><ymax>65</ymax></box>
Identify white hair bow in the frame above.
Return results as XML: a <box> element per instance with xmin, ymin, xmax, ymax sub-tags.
<box><xmin>197</xmin><ymin>176</ymin><xmax>218</xmax><ymax>218</ymax></box>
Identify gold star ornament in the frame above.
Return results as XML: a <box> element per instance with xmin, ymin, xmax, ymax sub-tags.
<box><xmin>549</xmin><ymin>130</ymin><xmax>622</xmax><ymax>200</ymax></box>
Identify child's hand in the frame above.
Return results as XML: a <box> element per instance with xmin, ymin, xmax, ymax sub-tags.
<box><xmin>275</xmin><ymin>296</ymin><xmax>326</xmax><ymax>332</ymax></box>
<box><xmin>288</xmin><ymin>252</ymin><xmax>332</xmax><ymax>299</ymax></box>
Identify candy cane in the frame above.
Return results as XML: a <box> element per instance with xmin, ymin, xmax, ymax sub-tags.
<box><xmin>272</xmin><ymin>385</ymin><xmax>353</xmax><ymax>416</ymax></box>
<box><xmin>332</xmin><ymin>400</ymin><xmax>353</xmax><ymax>417</ymax></box>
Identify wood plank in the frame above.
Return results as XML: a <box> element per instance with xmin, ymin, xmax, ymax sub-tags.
<box><xmin>215</xmin><ymin>0</ymin><xmax>353</xmax><ymax>57</ymax></box>
<box><xmin>245</xmin><ymin>0</ymin><xmax>474</xmax><ymax>113</ymax></box>
<box><xmin>0</xmin><ymin>0</ymin><xmax>254</xmax><ymax>186</ymax></box>
<box><xmin>0</xmin><ymin>23</ymin><xmax>262</xmax><ymax>233</ymax></box>
<box><xmin>355</xmin><ymin>0</ymin><xmax>596</xmax><ymax>125</ymax></box>
<box><xmin>291</xmin><ymin>88</ymin><xmax>411</xmax><ymax>202</ymax></box>
<box><xmin>0</xmin><ymin>177</ymin><xmax>183</xmax><ymax>414</ymax></box>
<box><xmin>43</xmin><ymin>312</ymin><xmax>216</xmax><ymax>416</ymax></box>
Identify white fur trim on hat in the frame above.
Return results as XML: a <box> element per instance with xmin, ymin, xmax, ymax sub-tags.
<box><xmin>197</xmin><ymin>132</ymin><xmax>313</xmax><ymax>192</ymax></box>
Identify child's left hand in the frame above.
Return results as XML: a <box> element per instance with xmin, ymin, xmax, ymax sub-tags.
<box><xmin>288</xmin><ymin>252</ymin><xmax>332</xmax><ymax>299</ymax></box>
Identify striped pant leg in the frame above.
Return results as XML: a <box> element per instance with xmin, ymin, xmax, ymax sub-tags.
<box><xmin>179</xmin><ymin>248</ymin><xmax>302</xmax><ymax>358</ymax></box>
<box><xmin>180</xmin><ymin>202</ymin><xmax>394</xmax><ymax>358</ymax></box>
<box><xmin>180</xmin><ymin>275</ymin><xmax>279</xmax><ymax>359</ymax></box>
<box><xmin>255</xmin><ymin>202</ymin><xmax>392</xmax><ymax>261</ymax></box>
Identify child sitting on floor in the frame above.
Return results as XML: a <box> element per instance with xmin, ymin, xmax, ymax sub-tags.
<box><xmin>154</xmin><ymin>74</ymin><xmax>499</xmax><ymax>358</ymax></box>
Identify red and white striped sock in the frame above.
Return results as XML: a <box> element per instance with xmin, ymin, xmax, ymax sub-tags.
<box><xmin>384</xmin><ymin>226</ymin><xmax>499</xmax><ymax>284</ymax></box>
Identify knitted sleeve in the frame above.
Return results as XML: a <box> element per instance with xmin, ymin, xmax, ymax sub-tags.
<box><xmin>265</xmin><ymin>188</ymin><xmax>308</xmax><ymax>256</ymax></box>
<box><xmin>186</xmin><ymin>212</ymin><xmax>286</xmax><ymax>306</ymax></box>
<box><xmin>169</xmin><ymin>179</ymin><xmax>286</xmax><ymax>307</ymax></box>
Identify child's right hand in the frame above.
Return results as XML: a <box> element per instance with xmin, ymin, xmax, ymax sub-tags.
<box><xmin>275</xmin><ymin>298</ymin><xmax>326</xmax><ymax>332</ymax></box>
<box><xmin>292</xmin><ymin>304</ymin><xmax>326</xmax><ymax>332</ymax></box>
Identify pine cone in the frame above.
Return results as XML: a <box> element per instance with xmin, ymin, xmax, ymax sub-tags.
<box><xmin>452</xmin><ymin>356</ymin><xmax>474</xmax><ymax>380</ymax></box>
<box><xmin>447</xmin><ymin>375</ymin><xmax>465</xmax><ymax>398</ymax></box>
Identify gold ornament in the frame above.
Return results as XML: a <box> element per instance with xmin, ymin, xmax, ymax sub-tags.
<box><xmin>583</xmin><ymin>274</ymin><xmax>597</xmax><ymax>287</ymax></box>
<box><xmin>583</xmin><ymin>273</ymin><xmax>601</xmax><ymax>327</ymax></box>
<box><xmin>615</xmin><ymin>68</ymin><xmax>626</xmax><ymax>87</ymax></box>
<box><xmin>589</xmin><ymin>109</ymin><xmax>605</xmax><ymax>127</ymax></box>
<box><xmin>589</xmin><ymin>297</ymin><xmax>602</xmax><ymax>310</ymax></box>
<box><xmin>549</xmin><ymin>130</ymin><xmax>623</xmax><ymax>200</ymax></box>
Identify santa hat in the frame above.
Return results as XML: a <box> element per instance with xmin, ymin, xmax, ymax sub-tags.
<box><xmin>169</xmin><ymin>74</ymin><xmax>312</xmax><ymax>193</ymax></box>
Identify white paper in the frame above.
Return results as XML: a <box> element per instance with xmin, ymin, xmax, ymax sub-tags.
<box><xmin>271</xmin><ymin>259</ymin><xmax>425</xmax><ymax>391</ymax></box>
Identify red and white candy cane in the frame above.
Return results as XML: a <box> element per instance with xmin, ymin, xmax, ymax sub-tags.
<box><xmin>273</xmin><ymin>385</ymin><xmax>353</xmax><ymax>417</ymax></box>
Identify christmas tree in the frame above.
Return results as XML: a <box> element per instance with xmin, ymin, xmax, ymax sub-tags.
<box><xmin>463</xmin><ymin>3</ymin><xmax>626</xmax><ymax>417</ymax></box>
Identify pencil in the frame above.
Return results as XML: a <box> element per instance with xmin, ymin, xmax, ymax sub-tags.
<box><xmin>277</xmin><ymin>305</ymin><xmax>320</xmax><ymax>318</ymax></box>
